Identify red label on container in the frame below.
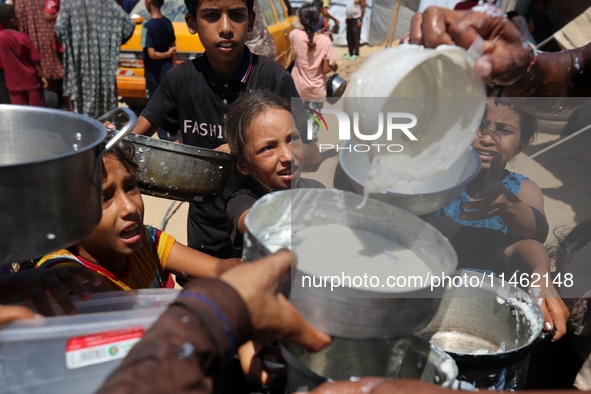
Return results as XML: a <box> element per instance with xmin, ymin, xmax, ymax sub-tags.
<box><xmin>65</xmin><ymin>326</ymin><xmax>144</xmax><ymax>369</ymax></box>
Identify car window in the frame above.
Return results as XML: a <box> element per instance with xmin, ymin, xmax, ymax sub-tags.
<box><xmin>270</xmin><ymin>0</ymin><xmax>286</xmax><ymax>22</ymax></box>
<box><xmin>258</xmin><ymin>0</ymin><xmax>278</xmax><ymax>26</ymax></box>
<box><xmin>131</xmin><ymin>0</ymin><xmax>188</xmax><ymax>23</ymax></box>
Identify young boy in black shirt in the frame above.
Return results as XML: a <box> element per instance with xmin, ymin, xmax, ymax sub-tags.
<box><xmin>132</xmin><ymin>0</ymin><xmax>321</xmax><ymax>261</ymax></box>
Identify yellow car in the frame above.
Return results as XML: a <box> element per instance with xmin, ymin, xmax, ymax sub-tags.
<box><xmin>117</xmin><ymin>0</ymin><xmax>296</xmax><ymax>107</ymax></box>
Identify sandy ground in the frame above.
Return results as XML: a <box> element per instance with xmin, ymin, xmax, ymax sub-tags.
<box><xmin>141</xmin><ymin>44</ymin><xmax>591</xmax><ymax>258</ymax></box>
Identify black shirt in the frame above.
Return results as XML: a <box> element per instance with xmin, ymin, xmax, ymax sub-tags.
<box><xmin>141</xmin><ymin>47</ymin><xmax>306</xmax><ymax>258</ymax></box>
<box><xmin>142</xmin><ymin>17</ymin><xmax>175</xmax><ymax>84</ymax></box>
<box><xmin>226</xmin><ymin>178</ymin><xmax>325</xmax><ymax>257</ymax></box>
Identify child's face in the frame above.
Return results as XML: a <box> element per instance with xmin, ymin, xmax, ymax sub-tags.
<box><xmin>240</xmin><ymin>108</ymin><xmax>303</xmax><ymax>190</ymax></box>
<box><xmin>79</xmin><ymin>155</ymin><xmax>144</xmax><ymax>262</ymax></box>
<box><xmin>472</xmin><ymin>101</ymin><xmax>524</xmax><ymax>172</ymax></box>
<box><xmin>185</xmin><ymin>0</ymin><xmax>255</xmax><ymax>68</ymax></box>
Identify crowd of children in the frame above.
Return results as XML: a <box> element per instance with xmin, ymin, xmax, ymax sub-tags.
<box><xmin>1</xmin><ymin>1</ymin><xmax>591</xmax><ymax>393</ymax></box>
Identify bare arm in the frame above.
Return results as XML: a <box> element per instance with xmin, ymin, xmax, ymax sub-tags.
<box><xmin>33</xmin><ymin>61</ymin><xmax>48</xmax><ymax>89</ymax></box>
<box><xmin>322</xmin><ymin>59</ymin><xmax>338</xmax><ymax>74</ymax></box>
<box><xmin>504</xmin><ymin>44</ymin><xmax>591</xmax><ymax>98</ymax></box>
<box><xmin>460</xmin><ymin>156</ymin><xmax>548</xmax><ymax>242</ymax></box>
<box><xmin>237</xmin><ymin>209</ymin><xmax>249</xmax><ymax>235</ymax></box>
<box><xmin>44</xmin><ymin>12</ymin><xmax>57</xmax><ymax>23</ymax></box>
<box><xmin>501</xmin><ymin>179</ymin><xmax>548</xmax><ymax>241</ymax></box>
<box><xmin>504</xmin><ymin>239</ymin><xmax>569</xmax><ymax>339</ymax></box>
<box><xmin>146</xmin><ymin>46</ymin><xmax>176</xmax><ymax>61</ymax></box>
<box><xmin>132</xmin><ymin>115</ymin><xmax>159</xmax><ymax>137</ymax></box>
<box><xmin>171</xmin><ymin>42</ymin><xmax>177</xmax><ymax>65</ymax></box>
<box><xmin>321</xmin><ymin>7</ymin><xmax>339</xmax><ymax>25</ymax></box>
<box><xmin>166</xmin><ymin>241</ymin><xmax>242</xmax><ymax>279</ymax></box>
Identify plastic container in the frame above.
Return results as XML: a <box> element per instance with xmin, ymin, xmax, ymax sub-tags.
<box><xmin>0</xmin><ymin>289</ymin><xmax>179</xmax><ymax>394</ymax></box>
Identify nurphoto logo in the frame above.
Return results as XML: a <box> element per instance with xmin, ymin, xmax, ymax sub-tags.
<box><xmin>304</xmin><ymin>108</ymin><xmax>419</xmax><ymax>153</ymax></box>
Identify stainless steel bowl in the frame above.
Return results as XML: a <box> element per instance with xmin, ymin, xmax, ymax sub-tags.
<box><xmin>415</xmin><ymin>270</ymin><xmax>546</xmax><ymax>390</ymax></box>
<box><xmin>125</xmin><ymin>133</ymin><xmax>234</xmax><ymax>203</ymax></box>
<box><xmin>339</xmin><ymin>140</ymin><xmax>481</xmax><ymax>216</ymax></box>
<box><xmin>282</xmin><ymin>336</ymin><xmax>458</xmax><ymax>393</ymax></box>
<box><xmin>243</xmin><ymin>189</ymin><xmax>458</xmax><ymax>339</ymax></box>
<box><xmin>0</xmin><ymin>106</ymin><xmax>134</xmax><ymax>264</ymax></box>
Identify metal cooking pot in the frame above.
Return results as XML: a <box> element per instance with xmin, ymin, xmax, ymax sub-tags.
<box><xmin>279</xmin><ymin>336</ymin><xmax>458</xmax><ymax>393</ymax></box>
<box><xmin>326</xmin><ymin>74</ymin><xmax>347</xmax><ymax>104</ymax></box>
<box><xmin>243</xmin><ymin>189</ymin><xmax>458</xmax><ymax>339</ymax></box>
<box><xmin>0</xmin><ymin>106</ymin><xmax>136</xmax><ymax>264</ymax></box>
<box><xmin>125</xmin><ymin>133</ymin><xmax>234</xmax><ymax>203</ymax></box>
<box><xmin>339</xmin><ymin>142</ymin><xmax>481</xmax><ymax>216</ymax></box>
<box><xmin>416</xmin><ymin>270</ymin><xmax>550</xmax><ymax>390</ymax></box>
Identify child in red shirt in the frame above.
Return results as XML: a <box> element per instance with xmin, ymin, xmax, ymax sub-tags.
<box><xmin>0</xmin><ymin>4</ymin><xmax>48</xmax><ymax>106</ymax></box>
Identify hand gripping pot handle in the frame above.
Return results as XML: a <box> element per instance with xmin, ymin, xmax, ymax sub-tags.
<box><xmin>92</xmin><ymin>107</ymin><xmax>138</xmax><ymax>184</ymax></box>
<box><xmin>534</xmin><ymin>329</ymin><xmax>555</xmax><ymax>344</ymax></box>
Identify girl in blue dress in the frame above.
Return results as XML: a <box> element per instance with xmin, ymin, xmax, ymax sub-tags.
<box><xmin>433</xmin><ymin>97</ymin><xmax>546</xmax><ymax>241</ymax></box>
<box><xmin>432</xmin><ymin>97</ymin><xmax>568</xmax><ymax>338</ymax></box>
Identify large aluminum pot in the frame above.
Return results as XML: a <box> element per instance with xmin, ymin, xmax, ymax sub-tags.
<box><xmin>125</xmin><ymin>133</ymin><xmax>234</xmax><ymax>203</ymax></box>
<box><xmin>280</xmin><ymin>337</ymin><xmax>458</xmax><ymax>393</ymax></box>
<box><xmin>339</xmin><ymin>142</ymin><xmax>481</xmax><ymax>216</ymax></box>
<box><xmin>416</xmin><ymin>270</ymin><xmax>550</xmax><ymax>390</ymax></box>
<box><xmin>0</xmin><ymin>106</ymin><xmax>135</xmax><ymax>264</ymax></box>
<box><xmin>243</xmin><ymin>189</ymin><xmax>458</xmax><ymax>339</ymax></box>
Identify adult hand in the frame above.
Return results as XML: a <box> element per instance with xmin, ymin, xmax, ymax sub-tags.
<box><xmin>404</xmin><ymin>6</ymin><xmax>532</xmax><ymax>86</ymax></box>
<box><xmin>2</xmin><ymin>267</ymin><xmax>101</xmax><ymax>316</ymax></box>
<box><xmin>357</xmin><ymin>19</ymin><xmax>362</xmax><ymax>29</ymax></box>
<box><xmin>220</xmin><ymin>249</ymin><xmax>332</xmax><ymax>351</ymax></box>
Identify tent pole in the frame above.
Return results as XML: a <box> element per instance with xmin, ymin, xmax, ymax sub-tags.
<box><xmin>386</xmin><ymin>0</ymin><xmax>403</xmax><ymax>47</ymax></box>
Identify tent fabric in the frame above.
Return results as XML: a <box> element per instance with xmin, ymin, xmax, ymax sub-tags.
<box><xmin>553</xmin><ymin>6</ymin><xmax>591</xmax><ymax>50</ymax></box>
<box><xmin>290</xmin><ymin>0</ymin><xmax>420</xmax><ymax>46</ymax></box>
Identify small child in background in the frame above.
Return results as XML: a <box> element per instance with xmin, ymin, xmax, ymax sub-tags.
<box><xmin>38</xmin><ymin>139</ymin><xmax>240</xmax><ymax>291</ymax></box>
<box><xmin>142</xmin><ymin>0</ymin><xmax>177</xmax><ymax>141</ymax></box>
<box><xmin>225</xmin><ymin>90</ymin><xmax>324</xmax><ymax>258</ymax></box>
<box><xmin>225</xmin><ymin>90</ymin><xmax>324</xmax><ymax>388</ymax></box>
<box><xmin>290</xmin><ymin>3</ymin><xmax>337</xmax><ymax>142</ymax></box>
<box><xmin>0</xmin><ymin>4</ymin><xmax>48</xmax><ymax>106</ymax></box>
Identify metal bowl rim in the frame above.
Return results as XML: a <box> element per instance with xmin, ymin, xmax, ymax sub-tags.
<box><xmin>419</xmin><ymin>269</ymin><xmax>544</xmax><ymax>358</ymax></box>
<box><xmin>0</xmin><ymin>105</ymin><xmax>106</xmax><ymax>168</ymax></box>
<box><xmin>338</xmin><ymin>140</ymin><xmax>481</xmax><ymax>198</ymax></box>
<box><xmin>245</xmin><ymin>188</ymin><xmax>459</xmax><ymax>298</ymax></box>
<box><xmin>125</xmin><ymin>132</ymin><xmax>234</xmax><ymax>163</ymax></box>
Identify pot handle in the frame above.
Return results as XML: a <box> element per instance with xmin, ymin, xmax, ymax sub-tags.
<box><xmin>535</xmin><ymin>329</ymin><xmax>555</xmax><ymax>344</ymax></box>
<box><xmin>262</xmin><ymin>360</ymin><xmax>286</xmax><ymax>376</ymax></box>
<box><xmin>93</xmin><ymin>107</ymin><xmax>138</xmax><ymax>184</ymax></box>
